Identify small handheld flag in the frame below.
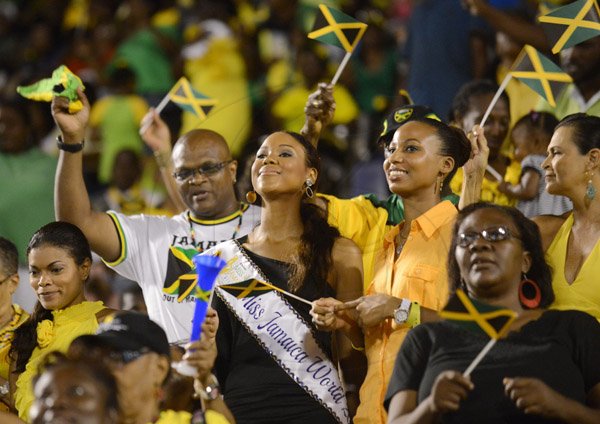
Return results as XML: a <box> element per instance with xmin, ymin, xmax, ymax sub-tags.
<box><xmin>480</xmin><ymin>44</ymin><xmax>571</xmax><ymax>127</ymax></box>
<box><xmin>308</xmin><ymin>4</ymin><xmax>367</xmax><ymax>85</ymax></box>
<box><xmin>17</xmin><ymin>65</ymin><xmax>84</xmax><ymax>113</ymax></box>
<box><xmin>140</xmin><ymin>76</ymin><xmax>217</xmax><ymax>134</ymax></box>
<box><xmin>218</xmin><ymin>278</ymin><xmax>313</xmax><ymax>306</ymax></box>
<box><xmin>440</xmin><ymin>290</ymin><xmax>517</xmax><ymax>376</ymax></box>
<box><xmin>190</xmin><ymin>254</ymin><xmax>226</xmax><ymax>342</ymax></box>
<box><xmin>510</xmin><ymin>45</ymin><xmax>572</xmax><ymax>107</ymax></box>
<box><xmin>538</xmin><ymin>0</ymin><xmax>600</xmax><ymax>54</ymax></box>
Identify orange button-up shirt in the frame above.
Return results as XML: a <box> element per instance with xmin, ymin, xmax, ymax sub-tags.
<box><xmin>354</xmin><ymin>201</ymin><xmax>457</xmax><ymax>424</ymax></box>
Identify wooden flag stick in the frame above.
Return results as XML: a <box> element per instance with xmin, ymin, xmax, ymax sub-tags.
<box><xmin>140</xmin><ymin>92</ymin><xmax>171</xmax><ymax>135</ymax></box>
<box><xmin>254</xmin><ymin>280</ymin><xmax>314</xmax><ymax>306</ymax></box>
<box><xmin>479</xmin><ymin>72</ymin><xmax>512</xmax><ymax>128</ymax></box>
<box><xmin>464</xmin><ymin>338</ymin><xmax>496</xmax><ymax>377</ymax></box>
<box><xmin>331</xmin><ymin>51</ymin><xmax>352</xmax><ymax>86</ymax></box>
<box><xmin>486</xmin><ymin>165</ymin><xmax>504</xmax><ymax>182</ymax></box>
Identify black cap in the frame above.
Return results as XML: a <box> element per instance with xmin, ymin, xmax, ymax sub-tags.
<box><xmin>76</xmin><ymin>312</ymin><xmax>170</xmax><ymax>359</ymax></box>
<box><xmin>378</xmin><ymin>105</ymin><xmax>441</xmax><ymax>144</ymax></box>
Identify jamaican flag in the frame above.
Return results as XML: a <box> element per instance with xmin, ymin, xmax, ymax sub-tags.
<box><xmin>168</xmin><ymin>77</ymin><xmax>217</xmax><ymax>120</ymax></box>
<box><xmin>538</xmin><ymin>0</ymin><xmax>600</xmax><ymax>54</ymax></box>
<box><xmin>218</xmin><ymin>279</ymin><xmax>276</xmax><ymax>299</ymax></box>
<box><xmin>308</xmin><ymin>4</ymin><xmax>367</xmax><ymax>53</ymax></box>
<box><xmin>17</xmin><ymin>65</ymin><xmax>84</xmax><ymax>113</ymax></box>
<box><xmin>439</xmin><ymin>290</ymin><xmax>517</xmax><ymax>340</ymax></box>
<box><xmin>510</xmin><ymin>45</ymin><xmax>572</xmax><ymax>107</ymax></box>
<box><xmin>162</xmin><ymin>246</ymin><xmax>201</xmax><ymax>303</ymax></box>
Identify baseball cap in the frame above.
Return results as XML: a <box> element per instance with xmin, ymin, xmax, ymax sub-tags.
<box><xmin>75</xmin><ymin>312</ymin><xmax>170</xmax><ymax>362</ymax></box>
<box><xmin>378</xmin><ymin>105</ymin><xmax>441</xmax><ymax>144</ymax></box>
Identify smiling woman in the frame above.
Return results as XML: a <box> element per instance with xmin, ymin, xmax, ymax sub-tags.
<box><xmin>7</xmin><ymin>222</ymin><xmax>112</xmax><ymax>421</ymax></box>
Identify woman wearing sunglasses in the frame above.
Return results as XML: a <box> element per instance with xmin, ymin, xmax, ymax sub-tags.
<box><xmin>386</xmin><ymin>202</ymin><xmax>600</xmax><ymax>423</ymax></box>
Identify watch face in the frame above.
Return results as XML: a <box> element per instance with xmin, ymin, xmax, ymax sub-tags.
<box><xmin>394</xmin><ymin>309</ymin><xmax>408</xmax><ymax>324</ymax></box>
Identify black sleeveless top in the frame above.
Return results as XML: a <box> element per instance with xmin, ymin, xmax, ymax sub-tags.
<box><xmin>214</xmin><ymin>240</ymin><xmax>337</xmax><ymax>424</ymax></box>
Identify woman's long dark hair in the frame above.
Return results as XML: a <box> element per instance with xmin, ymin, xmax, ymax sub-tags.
<box><xmin>447</xmin><ymin>203</ymin><xmax>554</xmax><ymax>309</ymax></box>
<box><xmin>10</xmin><ymin>222</ymin><xmax>92</xmax><ymax>373</ymax></box>
<box><xmin>284</xmin><ymin>132</ymin><xmax>340</xmax><ymax>294</ymax></box>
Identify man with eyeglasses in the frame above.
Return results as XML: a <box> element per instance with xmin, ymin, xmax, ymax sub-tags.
<box><xmin>51</xmin><ymin>89</ymin><xmax>264</xmax><ymax>344</ymax></box>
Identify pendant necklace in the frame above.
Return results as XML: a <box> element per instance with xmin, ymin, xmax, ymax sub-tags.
<box><xmin>187</xmin><ymin>204</ymin><xmax>243</xmax><ymax>251</ymax></box>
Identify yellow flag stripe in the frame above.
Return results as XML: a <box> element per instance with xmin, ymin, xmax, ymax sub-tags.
<box><xmin>456</xmin><ymin>290</ymin><xmax>501</xmax><ymax>339</ymax></box>
<box><xmin>169</xmin><ymin>246</ymin><xmax>193</xmax><ymax>267</ymax></box>
<box><xmin>308</xmin><ymin>4</ymin><xmax>367</xmax><ymax>52</ymax></box>
<box><xmin>539</xmin><ymin>0</ymin><xmax>600</xmax><ymax>53</ymax></box>
<box><xmin>178</xmin><ymin>275</ymin><xmax>198</xmax><ymax>302</ymax></box>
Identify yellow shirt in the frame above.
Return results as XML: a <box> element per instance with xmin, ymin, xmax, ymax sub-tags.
<box><xmin>354</xmin><ymin>201</ymin><xmax>457</xmax><ymax>424</ymax></box>
<box><xmin>547</xmin><ymin>214</ymin><xmax>600</xmax><ymax>320</ymax></box>
<box><xmin>0</xmin><ymin>305</ymin><xmax>28</xmax><ymax>413</ymax></box>
<box><xmin>450</xmin><ymin>160</ymin><xmax>521</xmax><ymax>207</ymax></box>
<box><xmin>155</xmin><ymin>409</ymin><xmax>230</xmax><ymax>423</ymax></box>
<box><xmin>15</xmin><ymin>301</ymin><xmax>105</xmax><ymax>421</ymax></box>
<box><xmin>321</xmin><ymin>194</ymin><xmax>393</xmax><ymax>290</ymax></box>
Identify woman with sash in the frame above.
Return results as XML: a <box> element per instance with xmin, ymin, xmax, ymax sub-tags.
<box><xmin>206</xmin><ymin>131</ymin><xmax>365</xmax><ymax>424</ymax></box>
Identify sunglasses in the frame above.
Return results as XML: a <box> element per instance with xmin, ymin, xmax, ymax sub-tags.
<box><xmin>457</xmin><ymin>226</ymin><xmax>521</xmax><ymax>248</ymax></box>
<box><xmin>172</xmin><ymin>160</ymin><xmax>233</xmax><ymax>182</ymax></box>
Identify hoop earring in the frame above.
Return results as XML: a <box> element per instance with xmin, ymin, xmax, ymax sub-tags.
<box><xmin>586</xmin><ymin>171</ymin><xmax>596</xmax><ymax>201</ymax></box>
<box><xmin>245</xmin><ymin>191</ymin><xmax>257</xmax><ymax>204</ymax></box>
<box><xmin>304</xmin><ymin>179</ymin><xmax>314</xmax><ymax>199</ymax></box>
<box><xmin>519</xmin><ymin>275</ymin><xmax>541</xmax><ymax>309</ymax></box>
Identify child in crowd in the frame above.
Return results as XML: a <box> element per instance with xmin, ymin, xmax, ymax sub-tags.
<box><xmin>498</xmin><ymin>111</ymin><xmax>572</xmax><ymax>217</ymax></box>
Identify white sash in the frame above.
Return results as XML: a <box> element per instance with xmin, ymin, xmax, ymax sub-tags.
<box><xmin>206</xmin><ymin>240</ymin><xmax>350</xmax><ymax>424</ymax></box>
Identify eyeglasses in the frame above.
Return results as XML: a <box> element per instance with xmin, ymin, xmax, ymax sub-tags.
<box><xmin>172</xmin><ymin>160</ymin><xmax>233</xmax><ymax>182</ymax></box>
<box><xmin>0</xmin><ymin>274</ymin><xmax>14</xmax><ymax>285</ymax></box>
<box><xmin>457</xmin><ymin>226</ymin><xmax>521</xmax><ymax>248</ymax></box>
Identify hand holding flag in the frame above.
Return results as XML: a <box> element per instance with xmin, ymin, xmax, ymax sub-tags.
<box><xmin>439</xmin><ymin>290</ymin><xmax>517</xmax><ymax>376</ymax></box>
<box><xmin>218</xmin><ymin>278</ymin><xmax>313</xmax><ymax>306</ymax></box>
<box><xmin>308</xmin><ymin>4</ymin><xmax>367</xmax><ymax>85</ymax></box>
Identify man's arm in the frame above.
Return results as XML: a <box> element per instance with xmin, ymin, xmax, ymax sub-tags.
<box><xmin>52</xmin><ymin>89</ymin><xmax>121</xmax><ymax>261</ymax></box>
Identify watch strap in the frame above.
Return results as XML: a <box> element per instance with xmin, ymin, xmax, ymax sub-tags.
<box><xmin>57</xmin><ymin>135</ymin><xmax>84</xmax><ymax>152</ymax></box>
<box><xmin>393</xmin><ymin>298</ymin><xmax>411</xmax><ymax>324</ymax></box>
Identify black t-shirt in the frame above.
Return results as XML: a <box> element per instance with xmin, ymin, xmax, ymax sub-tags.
<box><xmin>214</xmin><ymin>244</ymin><xmax>337</xmax><ymax>424</ymax></box>
<box><xmin>385</xmin><ymin>310</ymin><xmax>600</xmax><ymax>424</ymax></box>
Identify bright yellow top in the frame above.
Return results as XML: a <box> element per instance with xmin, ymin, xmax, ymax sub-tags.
<box><xmin>450</xmin><ymin>160</ymin><xmax>521</xmax><ymax>207</ymax></box>
<box><xmin>15</xmin><ymin>301</ymin><xmax>105</xmax><ymax>421</ymax></box>
<box><xmin>354</xmin><ymin>201</ymin><xmax>457</xmax><ymax>424</ymax></box>
<box><xmin>547</xmin><ymin>214</ymin><xmax>600</xmax><ymax>320</ymax></box>
<box><xmin>0</xmin><ymin>305</ymin><xmax>29</xmax><ymax>381</ymax></box>
<box><xmin>155</xmin><ymin>409</ymin><xmax>230</xmax><ymax>423</ymax></box>
<box><xmin>321</xmin><ymin>194</ymin><xmax>392</xmax><ymax>290</ymax></box>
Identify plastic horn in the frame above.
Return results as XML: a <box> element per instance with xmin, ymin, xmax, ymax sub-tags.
<box><xmin>190</xmin><ymin>254</ymin><xmax>226</xmax><ymax>342</ymax></box>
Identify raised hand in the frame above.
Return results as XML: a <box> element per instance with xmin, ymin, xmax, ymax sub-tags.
<box><xmin>139</xmin><ymin>108</ymin><xmax>172</xmax><ymax>153</ymax></box>
<box><xmin>462</xmin><ymin>124</ymin><xmax>489</xmax><ymax>177</ymax></box>
<box><xmin>51</xmin><ymin>87</ymin><xmax>89</xmax><ymax>143</ymax></box>
<box><xmin>301</xmin><ymin>82</ymin><xmax>336</xmax><ymax>146</ymax></box>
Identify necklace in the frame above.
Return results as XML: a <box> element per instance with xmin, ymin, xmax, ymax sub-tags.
<box><xmin>395</xmin><ymin>227</ymin><xmax>410</xmax><ymax>256</ymax></box>
<box><xmin>187</xmin><ymin>204</ymin><xmax>243</xmax><ymax>251</ymax></box>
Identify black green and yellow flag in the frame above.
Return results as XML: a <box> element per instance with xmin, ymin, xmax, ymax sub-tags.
<box><xmin>510</xmin><ymin>45</ymin><xmax>572</xmax><ymax>107</ymax></box>
<box><xmin>168</xmin><ymin>77</ymin><xmax>217</xmax><ymax>120</ymax></box>
<box><xmin>17</xmin><ymin>65</ymin><xmax>84</xmax><ymax>113</ymax></box>
<box><xmin>218</xmin><ymin>279</ymin><xmax>274</xmax><ymax>299</ymax></box>
<box><xmin>308</xmin><ymin>4</ymin><xmax>367</xmax><ymax>53</ymax></box>
<box><xmin>439</xmin><ymin>290</ymin><xmax>517</xmax><ymax>340</ymax></box>
<box><xmin>538</xmin><ymin>0</ymin><xmax>600</xmax><ymax>54</ymax></box>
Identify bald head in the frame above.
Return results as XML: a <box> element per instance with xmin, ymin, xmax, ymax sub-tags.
<box><xmin>173</xmin><ymin>129</ymin><xmax>231</xmax><ymax>159</ymax></box>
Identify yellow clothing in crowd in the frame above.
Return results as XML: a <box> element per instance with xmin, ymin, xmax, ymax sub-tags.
<box><xmin>182</xmin><ymin>37</ymin><xmax>251</xmax><ymax>158</ymax></box>
<box><xmin>155</xmin><ymin>409</ymin><xmax>230</xmax><ymax>424</ymax></box>
<box><xmin>15</xmin><ymin>301</ymin><xmax>105</xmax><ymax>421</ymax></box>
<box><xmin>0</xmin><ymin>305</ymin><xmax>28</xmax><ymax>413</ymax></box>
<box><xmin>272</xmin><ymin>84</ymin><xmax>359</xmax><ymax>132</ymax></box>
<box><xmin>547</xmin><ymin>214</ymin><xmax>600</xmax><ymax>320</ymax></box>
<box><xmin>450</xmin><ymin>161</ymin><xmax>521</xmax><ymax>207</ymax></box>
<box><xmin>354</xmin><ymin>201</ymin><xmax>457</xmax><ymax>424</ymax></box>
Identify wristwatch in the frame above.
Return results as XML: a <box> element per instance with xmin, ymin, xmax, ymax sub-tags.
<box><xmin>197</xmin><ymin>373</ymin><xmax>221</xmax><ymax>401</ymax></box>
<box><xmin>393</xmin><ymin>298</ymin><xmax>411</xmax><ymax>324</ymax></box>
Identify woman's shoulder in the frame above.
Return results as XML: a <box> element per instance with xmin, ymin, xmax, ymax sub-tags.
<box><xmin>532</xmin><ymin>213</ymin><xmax>569</xmax><ymax>251</ymax></box>
<box><xmin>332</xmin><ymin>236</ymin><xmax>362</xmax><ymax>257</ymax></box>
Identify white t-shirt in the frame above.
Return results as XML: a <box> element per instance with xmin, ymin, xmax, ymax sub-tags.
<box><xmin>105</xmin><ymin>204</ymin><xmax>261</xmax><ymax>343</ymax></box>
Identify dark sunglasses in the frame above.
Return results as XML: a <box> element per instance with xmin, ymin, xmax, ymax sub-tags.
<box><xmin>172</xmin><ymin>160</ymin><xmax>233</xmax><ymax>182</ymax></box>
<box><xmin>457</xmin><ymin>226</ymin><xmax>521</xmax><ymax>248</ymax></box>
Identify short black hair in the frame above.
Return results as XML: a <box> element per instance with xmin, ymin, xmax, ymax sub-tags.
<box><xmin>450</xmin><ymin>79</ymin><xmax>510</xmax><ymax>124</ymax></box>
<box><xmin>447</xmin><ymin>202</ymin><xmax>554</xmax><ymax>309</ymax></box>
<box><xmin>0</xmin><ymin>236</ymin><xmax>18</xmax><ymax>275</ymax></box>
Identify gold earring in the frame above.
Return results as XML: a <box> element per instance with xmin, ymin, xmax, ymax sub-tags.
<box><xmin>246</xmin><ymin>191</ymin><xmax>257</xmax><ymax>204</ymax></box>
